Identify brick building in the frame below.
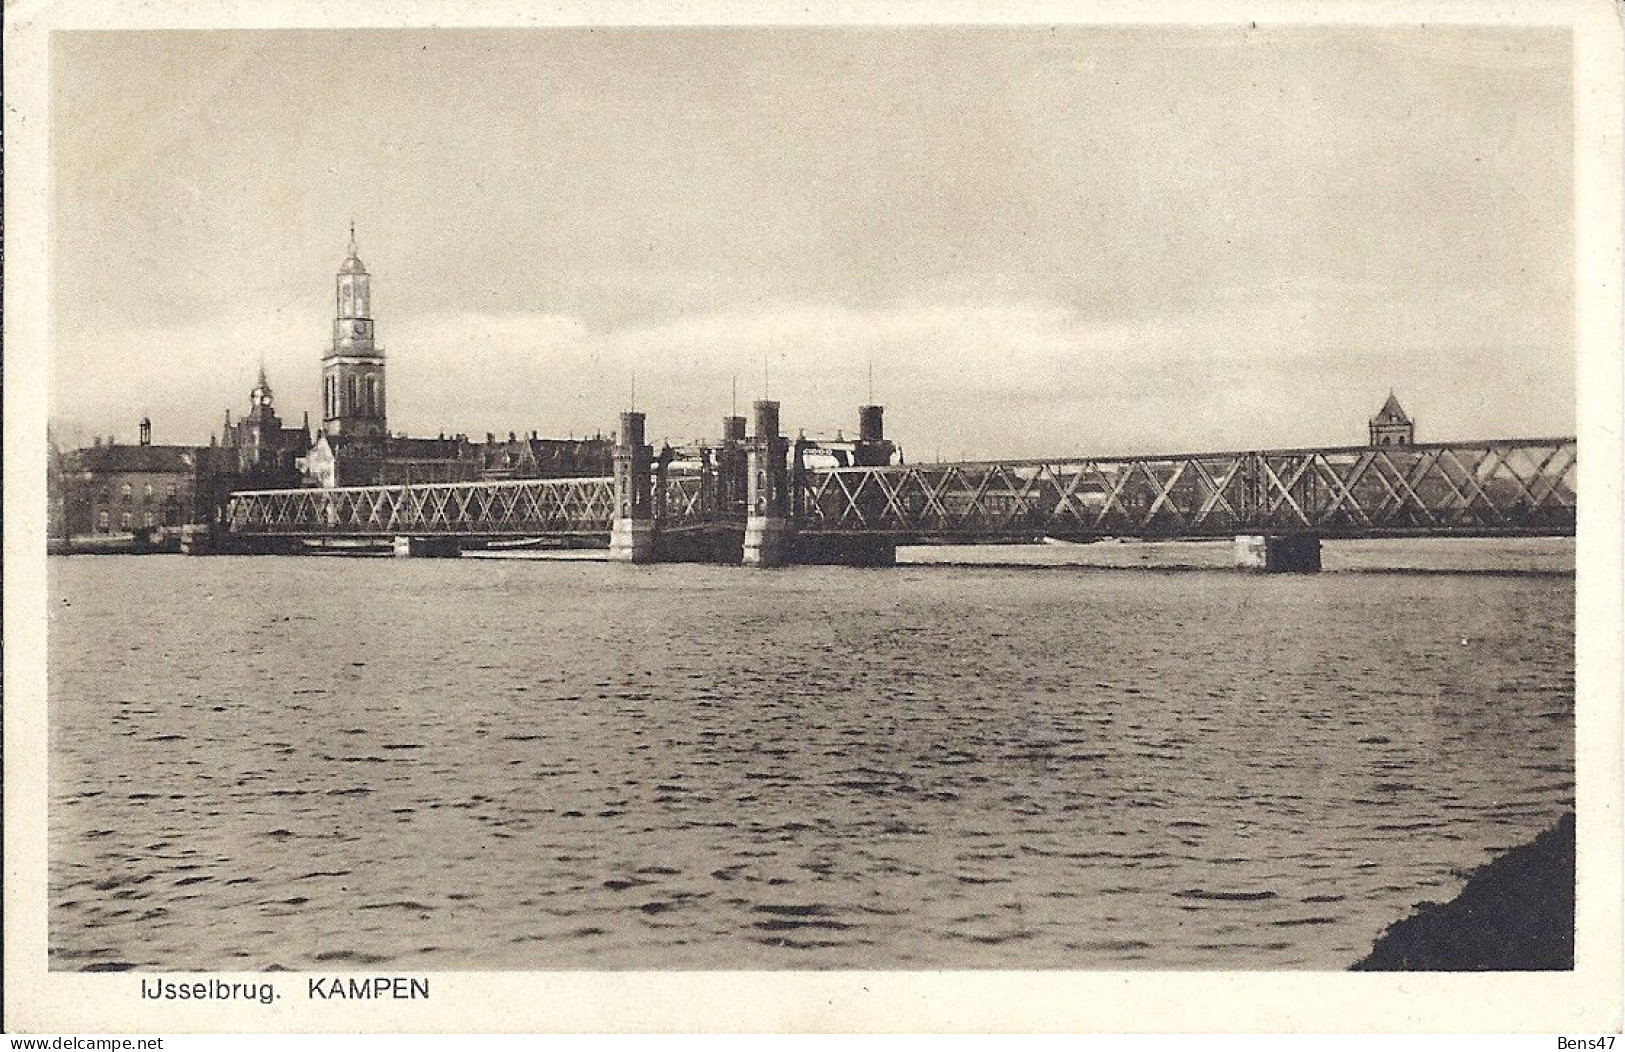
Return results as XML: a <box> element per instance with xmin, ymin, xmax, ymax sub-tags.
<box><xmin>56</xmin><ymin>419</ymin><xmax>214</xmax><ymax>537</ymax></box>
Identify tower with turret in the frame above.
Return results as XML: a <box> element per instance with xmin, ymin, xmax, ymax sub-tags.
<box><xmin>322</xmin><ymin>225</ymin><xmax>387</xmax><ymax>439</ymax></box>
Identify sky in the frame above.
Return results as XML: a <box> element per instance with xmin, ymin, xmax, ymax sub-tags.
<box><xmin>50</xmin><ymin>26</ymin><xmax>1574</xmax><ymax>459</ymax></box>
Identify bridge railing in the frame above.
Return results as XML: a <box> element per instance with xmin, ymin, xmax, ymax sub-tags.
<box><xmin>226</xmin><ymin>476</ymin><xmax>618</xmax><ymax>537</ymax></box>
<box><xmin>797</xmin><ymin>438</ymin><xmax>1576</xmax><ymax>539</ymax></box>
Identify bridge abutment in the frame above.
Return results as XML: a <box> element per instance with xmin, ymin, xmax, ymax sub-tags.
<box><xmin>743</xmin><ymin>400</ymin><xmax>790</xmax><ymax>567</ymax></box>
<box><xmin>1234</xmin><ymin>534</ymin><xmax>1322</xmax><ymax>573</ymax></box>
<box><xmin>609</xmin><ymin>410</ymin><xmax>655</xmax><ymax>563</ymax></box>
<box><xmin>181</xmin><ymin>523</ymin><xmax>216</xmax><ymax>555</ymax></box>
<box><xmin>393</xmin><ymin>536</ymin><xmax>461</xmax><ymax>558</ymax></box>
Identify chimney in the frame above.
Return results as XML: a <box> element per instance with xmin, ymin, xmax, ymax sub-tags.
<box><xmin>486</xmin><ymin>432</ymin><xmax>495</xmax><ymax>444</ymax></box>
<box><xmin>93</xmin><ymin>436</ymin><xmax>102</xmax><ymax>447</ymax></box>
<box><xmin>508</xmin><ymin>431</ymin><xmax>517</xmax><ymax>443</ymax></box>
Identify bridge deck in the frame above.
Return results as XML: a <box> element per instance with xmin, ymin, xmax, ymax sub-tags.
<box><xmin>224</xmin><ymin>437</ymin><xmax>1575</xmax><ymax>541</ymax></box>
<box><xmin>797</xmin><ymin>439</ymin><xmax>1576</xmax><ymax>540</ymax></box>
<box><xmin>226</xmin><ymin>476</ymin><xmax>618</xmax><ymax>538</ymax></box>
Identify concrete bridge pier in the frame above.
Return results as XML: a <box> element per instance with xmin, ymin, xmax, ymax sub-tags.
<box><xmin>743</xmin><ymin>400</ymin><xmax>790</xmax><ymax>567</ymax></box>
<box><xmin>1234</xmin><ymin>534</ymin><xmax>1322</xmax><ymax>573</ymax></box>
<box><xmin>609</xmin><ymin>410</ymin><xmax>655</xmax><ymax>563</ymax></box>
<box><xmin>393</xmin><ymin>536</ymin><xmax>461</xmax><ymax>558</ymax></box>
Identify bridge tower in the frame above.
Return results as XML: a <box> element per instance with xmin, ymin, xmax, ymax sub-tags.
<box><xmin>609</xmin><ymin>410</ymin><xmax>654</xmax><ymax>562</ymax></box>
<box><xmin>715</xmin><ymin>414</ymin><xmax>749</xmax><ymax>516</ymax></box>
<box><xmin>853</xmin><ymin>404</ymin><xmax>894</xmax><ymax>467</ymax></box>
<box><xmin>322</xmin><ymin>224</ymin><xmax>387</xmax><ymax>440</ymax></box>
<box><xmin>743</xmin><ymin>400</ymin><xmax>790</xmax><ymax>566</ymax></box>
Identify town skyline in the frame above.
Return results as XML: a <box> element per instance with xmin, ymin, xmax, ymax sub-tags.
<box><xmin>51</xmin><ymin>25</ymin><xmax>1574</xmax><ymax>460</ymax></box>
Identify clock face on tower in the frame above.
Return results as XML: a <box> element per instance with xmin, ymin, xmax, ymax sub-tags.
<box><xmin>352</xmin><ymin>320</ymin><xmax>370</xmax><ymax>338</ymax></box>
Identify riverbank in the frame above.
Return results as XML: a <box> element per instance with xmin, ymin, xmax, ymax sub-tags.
<box><xmin>1353</xmin><ymin>812</ymin><xmax>1575</xmax><ymax>970</ymax></box>
<box><xmin>48</xmin><ymin>532</ymin><xmax>181</xmax><ymax>556</ymax></box>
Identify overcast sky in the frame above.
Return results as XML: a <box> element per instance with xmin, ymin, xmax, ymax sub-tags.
<box><xmin>51</xmin><ymin>26</ymin><xmax>1573</xmax><ymax>458</ymax></box>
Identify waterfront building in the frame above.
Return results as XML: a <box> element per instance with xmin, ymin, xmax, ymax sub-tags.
<box><xmin>1370</xmin><ymin>392</ymin><xmax>1415</xmax><ymax>446</ymax></box>
<box><xmin>56</xmin><ymin>422</ymin><xmax>213</xmax><ymax>537</ymax></box>
<box><xmin>55</xmin><ymin>366</ymin><xmax>314</xmax><ymax>541</ymax></box>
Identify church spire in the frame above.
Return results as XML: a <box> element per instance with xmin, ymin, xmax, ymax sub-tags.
<box><xmin>325</xmin><ymin>226</ymin><xmax>385</xmax><ymax>439</ymax></box>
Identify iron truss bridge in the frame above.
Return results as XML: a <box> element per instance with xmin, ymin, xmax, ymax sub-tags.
<box><xmin>224</xmin><ymin>437</ymin><xmax>1574</xmax><ymax>542</ymax></box>
<box><xmin>226</xmin><ymin>476</ymin><xmax>619</xmax><ymax>537</ymax></box>
<box><xmin>796</xmin><ymin>438</ymin><xmax>1576</xmax><ymax>541</ymax></box>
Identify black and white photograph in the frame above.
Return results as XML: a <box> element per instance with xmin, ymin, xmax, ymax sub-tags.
<box><xmin>6</xmin><ymin>0</ymin><xmax>1622</xmax><ymax>1036</ymax></box>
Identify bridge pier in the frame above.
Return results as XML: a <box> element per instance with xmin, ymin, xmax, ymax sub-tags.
<box><xmin>790</xmin><ymin>534</ymin><xmax>898</xmax><ymax>567</ymax></box>
<box><xmin>393</xmin><ymin>536</ymin><xmax>461</xmax><ymax>558</ymax></box>
<box><xmin>610</xmin><ymin>410</ymin><xmax>655</xmax><ymax>563</ymax></box>
<box><xmin>1234</xmin><ymin>534</ymin><xmax>1322</xmax><ymax>573</ymax></box>
<box><xmin>743</xmin><ymin>400</ymin><xmax>790</xmax><ymax>567</ymax></box>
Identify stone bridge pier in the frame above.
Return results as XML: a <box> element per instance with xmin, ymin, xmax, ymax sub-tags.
<box><xmin>394</xmin><ymin>535</ymin><xmax>461</xmax><ymax>558</ymax></box>
<box><xmin>610</xmin><ymin>410</ymin><xmax>655</xmax><ymax>562</ymax></box>
<box><xmin>1233</xmin><ymin>534</ymin><xmax>1322</xmax><ymax>573</ymax></box>
<box><xmin>743</xmin><ymin>400</ymin><xmax>791</xmax><ymax>566</ymax></box>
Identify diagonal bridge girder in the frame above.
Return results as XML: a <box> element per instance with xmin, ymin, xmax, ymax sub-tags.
<box><xmin>795</xmin><ymin>438</ymin><xmax>1576</xmax><ymax>540</ymax></box>
<box><xmin>227</xmin><ymin>477</ymin><xmax>621</xmax><ymax>538</ymax></box>
<box><xmin>223</xmin><ymin>437</ymin><xmax>1575</xmax><ymax>542</ymax></box>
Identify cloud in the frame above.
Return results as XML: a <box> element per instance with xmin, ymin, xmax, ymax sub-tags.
<box><xmin>52</xmin><ymin>281</ymin><xmax>1573</xmax><ymax>461</ymax></box>
<box><xmin>380</xmin><ymin>285</ymin><xmax>1572</xmax><ymax>457</ymax></box>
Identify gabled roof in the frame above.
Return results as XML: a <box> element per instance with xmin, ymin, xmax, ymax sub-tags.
<box><xmin>1371</xmin><ymin>392</ymin><xmax>1411</xmax><ymax>426</ymax></box>
<box><xmin>384</xmin><ymin>436</ymin><xmax>468</xmax><ymax>459</ymax></box>
<box><xmin>68</xmin><ymin>444</ymin><xmax>198</xmax><ymax>474</ymax></box>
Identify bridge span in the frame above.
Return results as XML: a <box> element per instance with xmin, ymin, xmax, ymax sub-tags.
<box><xmin>210</xmin><ymin>401</ymin><xmax>1575</xmax><ymax>571</ymax></box>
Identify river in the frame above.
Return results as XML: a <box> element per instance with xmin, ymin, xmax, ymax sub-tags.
<box><xmin>47</xmin><ymin>538</ymin><xmax>1574</xmax><ymax>970</ymax></box>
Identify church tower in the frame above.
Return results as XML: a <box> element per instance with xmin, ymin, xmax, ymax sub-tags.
<box><xmin>1368</xmin><ymin>391</ymin><xmax>1414</xmax><ymax>447</ymax></box>
<box><xmin>322</xmin><ymin>224</ymin><xmax>387</xmax><ymax>439</ymax></box>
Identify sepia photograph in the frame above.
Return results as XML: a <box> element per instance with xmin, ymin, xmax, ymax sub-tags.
<box><xmin>6</xmin><ymin>0</ymin><xmax>1622</xmax><ymax>1035</ymax></box>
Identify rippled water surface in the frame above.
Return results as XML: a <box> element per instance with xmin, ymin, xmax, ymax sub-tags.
<box><xmin>48</xmin><ymin>542</ymin><xmax>1574</xmax><ymax>970</ymax></box>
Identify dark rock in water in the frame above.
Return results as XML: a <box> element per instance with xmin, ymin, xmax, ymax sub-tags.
<box><xmin>1353</xmin><ymin>813</ymin><xmax>1574</xmax><ymax>971</ymax></box>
